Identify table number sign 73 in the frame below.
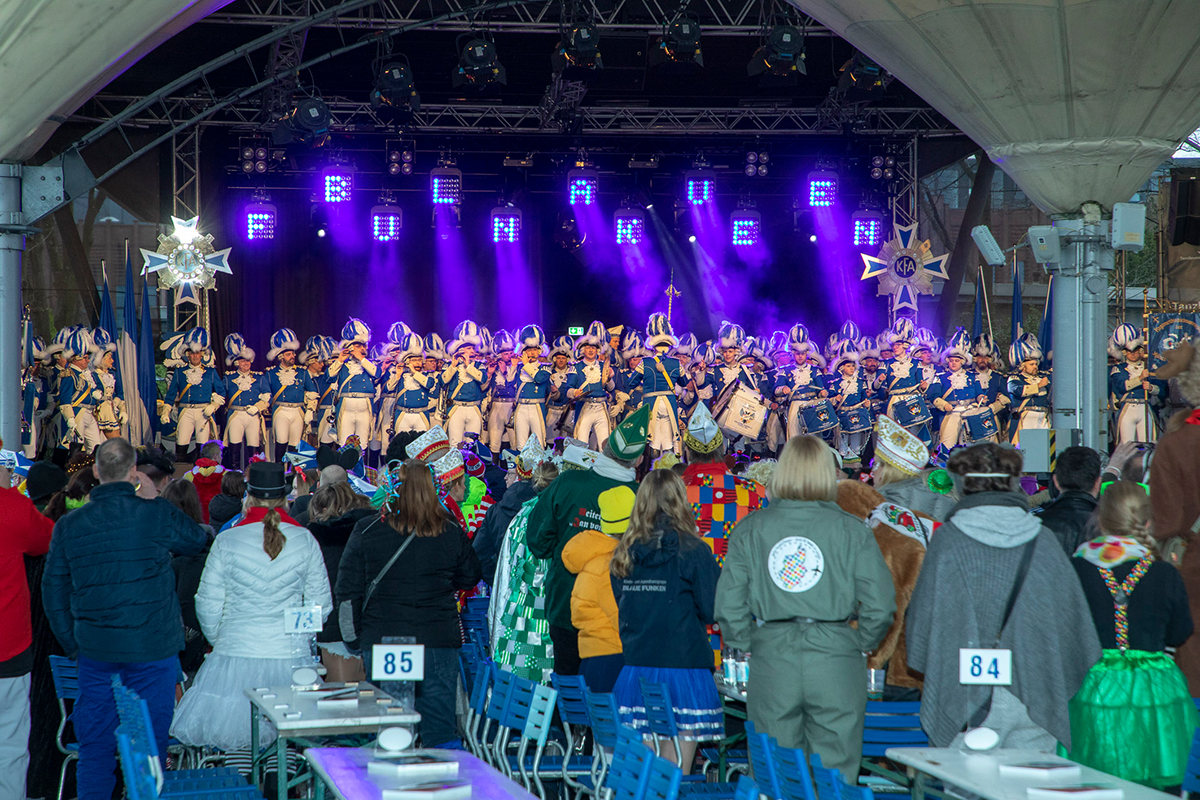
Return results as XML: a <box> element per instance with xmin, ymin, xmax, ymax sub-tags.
<box><xmin>958</xmin><ymin>648</ymin><xmax>1012</xmax><ymax>685</ymax></box>
<box><xmin>283</xmin><ymin>606</ymin><xmax>323</xmax><ymax>634</ymax></box>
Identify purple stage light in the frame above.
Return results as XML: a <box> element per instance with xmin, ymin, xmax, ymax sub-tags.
<box><xmin>430</xmin><ymin>167</ymin><xmax>463</xmax><ymax>205</ymax></box>
<box><xmin>614</xmin><ymin>208</ymin><xmax>645</xmax><ymax>244</ymax></box>
<box><xmin>371</xmin><ymin>204</ymin><xmax>403</xmax><ymax>242</ymax></box>
<box><xmin>852</xmin><ymin>209</ymin><xmax>885</xmax><ymax>247</ymax></box>
<box><xmin>245</xmin><ymin>201</ymin><xmax>277</xmax><ymax>240</ymax></box>
<box><xmin>730</xmin><ymin>210</ymin><xmax>760</xmax><ymax>246</ymax></box>
<box><xmin>807</xmin><ymin>169</ymin><xmax>838</xmax><ymax>207</ymax></box>
<box><xmin>685</xmin><ymin>170</ymin><xmax>715</xmax><ymax>206</ymax></box>
<box><xmin>323</xmin><ymin>170</ymin><xmax>353</xmax><ymax>203</ymax></box>
<box><xmin>568</xmin><ymin>169</ymin><xmax>599</xmax><ymax>206</ymax></box>
<box><xmin>491</xmin><ymin>206</ymin><xmax>522</xmax><ymax>243</ymax></box>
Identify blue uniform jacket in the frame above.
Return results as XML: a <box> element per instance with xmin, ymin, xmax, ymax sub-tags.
<box><xmin>440</xmin><ymin>360</ymin><xmax>488</xmax><ymax>405</ymax></box>
<box><xmin>164</xmin><ymin>365</ymin><xmax>223</xmax><ymax>408</ymax></box>
<box><xmin>224</xmin><ymin>370</ymin><xmax>268</xmax><ymax>409</ymax></box>
<box><xmin>264</xmin><ymin>365</ymin><xmax>317</xmax><ymax>406</ymax></box>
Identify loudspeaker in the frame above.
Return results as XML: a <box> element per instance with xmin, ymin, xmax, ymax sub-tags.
<box><xmin>1169</xmin><ymin>168</ymin><xmax>1200</xmax><ymax>246</ymax></box>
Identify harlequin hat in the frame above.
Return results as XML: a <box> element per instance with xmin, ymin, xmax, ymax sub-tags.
<box><xmin>682</xmin><ymin>402</ymin><xmax>721</xmax><ymax>454</ymax></box>
<box><xmin>890</xmin><ymin>317</ymin><xmax>915</xmax><ymax>345</ymax></box>
<box><xmin>620</xmin><ymin>330</ymin><xmax>646</xmax><ymax>361</ymax></box>
<box><xmin>424</xmin><ymin>332</ymin><xmax>447</xmax><ymax>361</ymax></box>
<box><xmin>447</xmin><ymin>320</ymin><xmax>484</xmax><ymax>353</ymax></box>
<box><xmin>824</xmin><ymin>332</ymin><xmax>840</xmax><ymax>362</ymax></box>
<box><xmin>608</xmin><ymin>404</ymin><xmax>650</xmax><ymax>460</ymax></box>
<box><xmin>340</xmin><ymin>318</ymin><xmax>371</xmax><ymax>349</ymax></box>
<box><xmin>832</xmin><ymin>339</ymin><xmax>860</xmax><ymax>371</ymax></box>
<box><xmin>675</xmin><ymin>332</ymin><xmax>698</xmax><ymax>359</ymax></box>
<box><xmin>184</xmin><ymin>327</ymin><xmax>210</xmax><ymax>352</ymax></box>
<box><xmin>575</xmin><ymin>320</ymin><xmax>607</xmax><ymax>351</ymax></box>
<box><xmin>407</xmin><ymin>425</ymin><xmax>451</xmax><ymax>462</ymax></box>
<box><xmin>970</xmin><ymin>333</ymin><xmax>997</xmax><ymax>359</ymax></box>
<box><xmin>1111</xmin><ymin>322</ymin><xmax>1144</xmax><ymax>353</ymax></box>
<box><xmin>718</xmin><ymin>321</ymin><xmax>746</xmax><ymax>350</ymax></box>
<box><xmin>942</xmin><ymin>328</ymin><xmax>973</xmax><ymax>364</ymax></box>
<box><xmin>875</xmin><ymin>415</ymin><xmax>929</xmax><ymax>476</ymax></box>
<box><xmin>63</xmin><ymin>329</ymin><xmax>94</xmax><ymax>360</ymax></box>
<box><xmin>161</xmin><ymin>333</ymin><xmax>187</xmax><ymax>368</ymax></box>
<box><xmin>911</xmin><ymin>327</ymin><xmax>936</xmax><ymax>357</ymax></box>
<box><xmin>787</xmin><ymin>323</ymin><xmax>811</xmax><ymax>355</ymax></box>
<box><xmin>479</xmin><ymin>326</ymin><xmax>494</xmax><ymax>356</ymax></box>
<box><xmin>645</xmin><ymin>312</ymin><xmax>678</xmax><ymax>349</ymax></box>
<box><xmin>492</xmin><ymin>329</ymin><xmax>518</xmax><ymax>356</ymax></box>
<box><xmin>517</xmin><ymin>324</ymin><xmax>547</xmax><ymax>355</ymax></box>
<box><xmin>388</xmin><ymin>321</ymin><xmax>412</xmax><ymax>346</ymax></box>
<box><xmin>838</xmin><ymin>320</ymin><xmax>862</xmax><ymax>345</ymax></box>
<box><xmin>743</xmin><ymin>337</ymin><xmax>773</xmax><ymax>370</ymax></box>
<box><xmin>430</xmin><ymin>448</ymin><xmax>465</xmax><ymax>485</ymax></box>
<box><xmin>858</xmin><ymin>336</ymin><xmax>881</xmax><ymax>360</ymax></box>
<box><xmin>398</xmin><ymin>332</ymin><xmax>424</xmax><ymax>362</ymax></box>
<box><xmin>46</xmin><ymin>326</ymin><xmax>75</xmax><ymax>357</ymax></box>
<box><xmin>25</xmin><ymin>334</ymin><xmax>46</xmax><ymax>370</ymax></box>
<box><xmin>267</xmin><ymin>328</ymin><xmax>300</xmax><ymax>361</ymax></box>
<box><xmin>1010</xmin><ymin>334</ymin><xmax>1042</xmax><ymax>366</ymax></box>
<box><xmin>549</xmin><ymin>335</ymin><xmax>574</xmax><ymax>359</ymax></box>
<box><xmin>89</xmin><ymin>329</ymin><xmax>115</xmax><ymax>367</ymax></box>
<box><xmin>225</xmin><ymin>333</ymin><xmax>255</xmax><ymax>366</ymax></box>
<box><xmin>515</xmin><ymin>434</ymin><xmax>549</xmax><ymax>479</ymax></box>
<box><xmin>598</xmin><ymin>485</ymin><xmax>636</xmax><ymax>536</ymax></box>
<box><xmin>767</xmin><ymin>330</ymin><xmax>789</xmax><ymax>357</ymax></box>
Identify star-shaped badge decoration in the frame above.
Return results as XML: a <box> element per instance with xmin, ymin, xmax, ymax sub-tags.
<box><xmin>860</xmin><ymin>223</ymin><xmax>950</xmax><ymax>314</ymax></box>
<box><xmin>140</xmin><ymin>214</ymin><xmax>233</xmax><ymax>301</ymax></box>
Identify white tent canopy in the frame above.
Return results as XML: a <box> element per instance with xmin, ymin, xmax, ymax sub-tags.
<box><xmin>792</xmin><ymin>0</ymin><xmax>1200</xmax><ymax>214</ymax></box>
<box><xmin>0</xmin><ymin>0</ymin><xmax>231</xmax><ymax>162</ymax></box>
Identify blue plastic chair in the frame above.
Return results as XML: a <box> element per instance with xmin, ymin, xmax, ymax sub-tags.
<box><xmin>607</xmin><ymin>728</ymin><xmax>656</xmax><ymax>800</ymax></box>
<box><xmin>116</xmin><ymin>727</ymin><xmax>267</xmax><ymax>800</ymax></box>
<box><xmin>808</xmin><ymin>754</ymin><xmax>842</xmax><ymax>800</ymax></box>
<box><xmin>551</xmin><ymin>673</ymin><xmax>598</xmax><ymax>799</ymax></box>
<box><xmin>493</xmin><ymin>673</ymin><xmax>536</xmax><ymax>775</ymax></box>
<box><xmin>745</xmin><ymin>721</ymin><xmax>781</xmax><ymax>800</ymax></box>
<box><xmin>481</xmin><ymin>665</ymin><xmax>518</xmax><ymax>767</ymax></box>
<box><xmin>636</xmin><ymin>680</ymin><xmax>734</xmax><ymax>796</ymax></box>
<box><xmin>733</xmin><ymin>775</ymin><xmax>760</xmax><ymax>800</ymax></box>
<box><xmin>771</xmin><ymin>741</ymin><xmax>817</xmax><ymax>800</ymax></box>
<box><xmin>836</xmin><ymin>776</ymin><xmax>875</xmax><ymax>800</ymax></box>
<box><xmin>465</xmin><ymin>659</ymin><xmax>494</xmax><ymax>758</ymax></box>
<box><xmin>586</xmin><ymin>689</ymin><xmax>624</xmax><ymax>790</ymax></box>
<box><xmin>645</xmin><ymin>754</ymin><xmax>684</xmax><ymax>800</ymax></box>
<box><xmin>48</xmin><ymin>656</ymin><xmax>80</xmax><ymax>800</ymax></box>
<box><xmin>1182</xmin><ymin>728</ymin><xmax>1200</xmax><ymax>800</ymax></box>
<box><xmin>859</xmin><ymin>701</ymin><xmax>927</xmax><ymax>793</ymax></box>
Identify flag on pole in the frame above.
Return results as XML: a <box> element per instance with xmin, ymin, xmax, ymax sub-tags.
<box><xmin>138</xmin><ymin>271</ymin><xmax>159</xmax><ymax>442</ymax></box>
<box><xmin>1011</xmin><ymin>262</ymin><xmax>1024</xmax><ymax>345</ymax></box>
<box><xmin>972</xmin><ymin>278</ymin><xmax>984</xmax><ymax>340</ymax></box>
<box><xmin>98</xmin><ymin>266</ymin><xmax>122</xmax><ymax>399</ymax></box>
<box><xmin>1038</xmin><ymin>275</ymin><xmax>1054</xmax><ymax>368</ymax></box>
<box><xmin>118</xmin><ymin>249</ymin><xmax>150</xmax><ymax>443</ymax></box>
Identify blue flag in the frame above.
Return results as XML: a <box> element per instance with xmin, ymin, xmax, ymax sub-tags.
<box><xmin>98</xmin><ymin>270</ymin><xmax>121</xmax><ymax>398</ymax></box>
<box><xmin>1038</xmin><ymin>277</ymin><xmax>1054</xmax><ymax>368</ymax></box>
<box><xmin>138</xmin><ymin>273</ymin><xmax>158</xmax><ymax>440</ymax></box>
<box><xmin>972</xmin><ymin>279</ymin><xmax>983</xmax><ymax>340</ymax></box>
<box><xmin>1011</xmin><ymin>263</ymin><xmax>1023</xmax><ymax>345</ymax></box>
<box><xmin>118</xmin><ymin>252</ymin><xmax>149</xmax><ymax>443</ymax></box>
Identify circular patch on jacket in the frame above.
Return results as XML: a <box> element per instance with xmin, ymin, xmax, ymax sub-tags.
<box><xmin>767</xmin><ymin>537</ymin><xmax>824</xmax><ymax>593</ymax></box>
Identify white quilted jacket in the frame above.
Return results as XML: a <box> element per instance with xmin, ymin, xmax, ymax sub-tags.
<box><xmin>196</xmin><ymin>519</ymin><xmax>332</xmax><ymax>658</ymax></box>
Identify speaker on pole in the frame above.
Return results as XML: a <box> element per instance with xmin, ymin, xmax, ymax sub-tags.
<box><xmin>1169</xmin><ymin>168</ymin><xmax>1200</xmax><ymax>246</ymax></box>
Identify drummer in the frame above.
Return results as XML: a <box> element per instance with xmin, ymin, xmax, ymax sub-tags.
<box><xmin>929</xmin><ymin>329</ymin><xmax>994</xmax><ymax>454</ymax></box>
<box><xmin>880</xmin><ymin>318</ymin><xmax>932</xmax><ymax>447</ymax></box>
<box><xmin>775</xmin><ymin>323</ymin><xmax>836</xmax><ymax>444</ymax></box>
<box><xmin>1006</xmin><ymin>335</ymin><xmax>1051</xmax><ymax>446</ymax></box>
<box><xmin>828</xmin><ymin>340</ymin><xmax>872</xmax><ymax>459</ymax></box>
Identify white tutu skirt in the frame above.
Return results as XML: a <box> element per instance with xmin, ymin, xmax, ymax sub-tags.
<box><xmin>170</xmin><ymin>653</ymin><xmax>299</xmax><ymax>751</ymax></box>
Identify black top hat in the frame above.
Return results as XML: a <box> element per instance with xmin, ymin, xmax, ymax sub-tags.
<box><xmin>26</xmin><ymin>461</ymin><xmax>68</xmax><ymax>504</ymax></box>
<box><xmin>246</xmin><ymin>462</ymin><xmax>288</xmax><ymax>499</ymax></box>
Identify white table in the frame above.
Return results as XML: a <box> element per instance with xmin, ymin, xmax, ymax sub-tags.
<box><xmin>245</xmin><ymin>682</ymin><xmax>421</xmax><ymax>800</ymax></box>
<box><xmin>306</xmin><ymin>747</ymin><xmax>537</xmax><ymax>800</ymax></box>
<box><xmin>714</xmin><ymin>675</ymin><xmax>747</xmax><ymax>704</ymax></box>
<box><xmin>885</xmin><ymin>748</ymin><xmax>1176</xmax><ymax>800</ymax></box>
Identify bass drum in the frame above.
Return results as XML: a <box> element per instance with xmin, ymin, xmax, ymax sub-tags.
<box><xmin>799</xmin><ymin>399</ymin><xmax>838</xmax><ymax>434</ymax></box>
<box><xmin>837</xmin><ymin>406</ymin><xmax>873</xmax><ymax>434</ymax></box>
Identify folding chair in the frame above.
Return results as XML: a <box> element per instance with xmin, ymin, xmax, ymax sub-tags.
<box><xmin>859</xmin><ymin>701</ymin><xmax>929</xmax><ymax>795</ymax></box>
<box><xmin>607</xmin><ymin>728</ymin><xmax>656</xmax><ymax>800</ymax></box>
<box><xmin>644</xmin><ymin>754</ymin><xmax>684</xmax><ymax>800</ymax></box>
<box><xmin>465</xmin><ymin>660</ymin><xmax>494</xmax><ymax>758</ymax></box>
<box><xmin>733</xmin><ymin>776</ymin><xmax>760</xmax><ymax>800</ymax></box>
<box><xmin>771</xmin><ymin>742</ymin><xmax>817</xmax><ymax>800</ymax></box>
<box><xmin>551</xmin><ymin>673</ymin><xmax>599</xmax><ymax>799</ymax></box>
<box><xmin>481</xmin><ymin>666</ymin><xmax>518</xmax><ymax>768</ymax></box>
<box><xmin>808</xmin><ymin>754</ymin><xmax>842</xmax><ymax>800</ymax></box>
<box><xmin>116</xmin><ymin>728</ymin><xmax>267</xmax><ymax>800</ymax></box>
<box><xmin>744</xmin><ymin>722</ymin><xmax>781</xmax><ymax>800</ymax></box>
<box><xmin>585</xmin><ymin>690</ymin><xmax>623</xmax><ymax>791</ymax></box>
<box><xmin>48</xmin><ymin>656</ymin><xmax>79</xmax><ymax>800</ymax></box>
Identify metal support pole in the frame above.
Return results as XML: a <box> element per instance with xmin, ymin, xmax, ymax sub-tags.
<box><xmin>0</xmin><ymin>164</ymin><xmax>24</xmax><ymax>450</ymax></box>
<box><xmin>1051</xmin><ymin>219</ymin><xmax>1111</xmax><ymax>449</ymax></box>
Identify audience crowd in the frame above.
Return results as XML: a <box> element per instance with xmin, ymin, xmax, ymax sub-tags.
<box><xmin>5</xmin><ymin>371</ymin><xmax>1200</xmax><ymax>800</ymax></box>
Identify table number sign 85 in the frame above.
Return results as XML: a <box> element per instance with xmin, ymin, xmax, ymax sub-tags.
<box><xmin>372</xmin><ymin>644</ymin><xmax>426</xmax><ymax>681</ymax></box>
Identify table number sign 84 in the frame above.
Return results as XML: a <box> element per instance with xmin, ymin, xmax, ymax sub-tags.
<box><xmin>958</xmin><ymin>648</ymin><xmax>1012</xmax><ymax>685</ymax></box>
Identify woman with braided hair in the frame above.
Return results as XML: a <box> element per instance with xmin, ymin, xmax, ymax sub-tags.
<box><xmin>1068</xmin><ymin>480</ymin><xmax>1196</xmax><ymax>787</ymax></box>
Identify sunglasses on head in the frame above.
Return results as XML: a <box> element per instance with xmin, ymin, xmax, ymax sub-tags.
<box><xmin>1099</xmin><ymin>480</ymin><xmax>1149</xmax><ymax>497</ymax></box>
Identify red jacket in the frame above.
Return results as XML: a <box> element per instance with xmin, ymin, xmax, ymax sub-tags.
<box><xmin>1</xmin><ymin>487</ymin><xmax>54</xmax><ymax>665</ymax></box>
<box><xmin>185</xmin><ymin>459</ymin><xmax>226</xmax><ymax>524</ymax></box>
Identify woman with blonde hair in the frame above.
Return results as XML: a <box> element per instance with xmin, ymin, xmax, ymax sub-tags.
<box><xmin>610</xmin><ymin>470</ymin><xmax>723</xmax><ymax>773</ymax></box>
<box><xmin>715</xmin><ymin>435</ymin><xmax>895</xmax><ymax>782</ymax></box>
<box><xmin>171</xmin><ymin>462</ymin><xmax>331</xmax><ymax>752</ymax></box>
<box><xmin>1069</xmin><ymin>480</ymin><xmax>1196</xmax><ymax>787</ymax></box>
<box><xmin>308</xmin><ymin>481</ymin><xmax>373</xmax><ymax>681</ymax></box>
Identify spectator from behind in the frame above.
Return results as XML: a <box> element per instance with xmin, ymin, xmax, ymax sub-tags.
<box><xmin>292</xmin><ymin>466</ymin><xmax>342</xmax><ymax>526</ymax></box>
<box><xmin>871</xmin><ymin>416</ymin><xmax>956</xmax><ymax>521</ymax></box>
<box><xmin>906</xmin><ymin>443</ymin><xmax>1100</xmax><ymax>752</ymax></box>
<box><xmin>25</xmin><ymin>461</ymin><xmax>68</xmax><ymax>514</ymax></box>
<box><xmin>716</xmin><ymin>436</ymin><xmax>895</xmax><ymax>780</ymax></box>
<box><xmin>208</xmin><ymin>470</ymin><xmax>245</xmax><ymax>532</ymax></box>
<box><xmin>182</xmin><ymin>440</ymin><xmax>225</xmax><ymax>523</ymax></box>
<box><xmin>1033</xmin><ymin>446</ymin><xmax>1102</xmax><ymax>556</ymax></box>
<box><xmin>0</xmin><ymin>466</ymin><xmax>54</xmax><ymax>800</ymax></box>
<box><xmin>162</xmin><ymin>480</ymin><xmax>215</xmax><ymax>674</ymax></box>
<box><xmin>43</xmin><ymin>467</ymin><xmax>99</xmax><ymax>522</ymax></box>
<box><xmin>171</xmin><ymin>462</ymin><xmax>330</xmax><ymax>751</ymax></box>
<box><xmin>1069</xmin><ymin>481</ymin><xmax>1196</xmax><ymax>787</ymax></box>
<box><xmin>307</xmin><ymin>482</ymin><xmax>373</xmax><ymax>682</ymax></box>
<box><xmin>135</xmin><ymin>446</ymin><xmax>176</xmax><ymax>495</ymax></box>
<box><xmin>42</xmin><ymin>438</ymin><xmax>207</xmax><ymax>800</ymax></box>
<box><xmin>475</xmin><ymin>442</ymin><xmax>544</xmax><ymax>586</ymax></box>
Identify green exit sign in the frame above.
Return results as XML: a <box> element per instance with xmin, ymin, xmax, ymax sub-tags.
<box><xmin>568</xmin><ymin>326</ymin><xmax>584</xmax><ymax>336</ymax></box>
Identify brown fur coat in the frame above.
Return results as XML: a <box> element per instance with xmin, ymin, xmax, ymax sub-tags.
<box><xmin>837</xmin><ymin>480</ymin><xmax>929</xmax><ymax>689</ymax></box>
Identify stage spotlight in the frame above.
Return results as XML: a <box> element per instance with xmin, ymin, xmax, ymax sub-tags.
<box><xmin>452</xmin><ymin>34</ymin><xmax>507</xmax><ymax>88</ymax></box>
<box><xmin>685</xmin><ymin>170</ymin><xmax>716</xmax><ymax>205</ymax></box>
<box><xmin>852</xmin><ymin>209</ymin><xmax>886</xmax><ymax>247</ymax></box>
<box><xmin>430</xmin><ymin>167</ymin><xmax>463</xmax><ymax>205</ymax></box>
<box><xmin>552</xmin><ymin>22</ymin><xmax>603</xmax><ymax>73</ymax></box>
<box><xmin>650</xmin><ymin>16</ymin><xmax>702</xmax><ymax>68</ymax></box>
<box><xmin>757</xmin><ymin>165</ymin><xmax>768</xmax><ymax>177</ymax></box>
<box><xmin>371</xmin><ymin>199</ymin><xmax>403</xmax><ymax>242</ymax></box>
<box><xmin>809</xmin><ymin>234</ymin><xmax>818</xmax><ymax>243</ymax></box>
<box><xmin>568</xmin><ymin>168</ymin><xmax>599</xmax><ymax>206</ymax></box>
<box><xmin>274</xmin><ymin>97</ymin><xmax>332</xmax><ymax>147</ymax></box>
<box><xmin>245</xmin><ymin>195</ymin><xmax>277</xmax><ymax>241</ymax></box>
<box><xmin>744</xmin><ymin>164</ymin><xmax>757</xmax><ymax>177</ymax></box>
<box><xmin>242</xmin><ymin>160</ymin><xmax>254</xmax><ymax>173</ymax></box>
<box><xmin>730</xmin><ymin>209</ymin><xmax>761</xmax><ymax>246</ymax></box>
<box><xmin>492</xmin><ymin>205</ymin><xmax>522</xmax><ymax>243</ymax></box>
<box><xmin>806</xmin><ymin>169</ymin><xmax>837</xmax><ymax>207</ymax></box>
<box><xmin>882</xmin><ymin>168</ymin><xmax>895</xmax><ymax>180</ymax></box>
<box><xmin>688</xmin><ymin>234</ymin><xmax>697</xmax><ymax>243</ymax></box>
<box><xmin>747</xmin><ymin>25</ymin><xmax>806</xmax><ymax>78</ymax></box>
<box><xmin>371</xmin><ymin>58</ymin><xmax>420</xmax><ymax>117</ymax></box>
<box><xmin>323</xmin><ymin>169</ymin><xmax>353</xmax><ymax>203</ymax></box>
<box><xmin>386</xmin><ymin>140</ymin><xmax>416</xmax><ymax>177</ymax></box>
<box><xmin>870</xmin><ymin>167</ymin><xmax>884</xmax><ymax>180</ymax></box>
<box><xmin>614</xmin><ymin>208</ymin><xmax>645</xmax><ymax>245</ymax></box>
<box><xmin>311</xmin><ymin>204</ymin><xmax>329</xmax><ymax>239</ymax></box>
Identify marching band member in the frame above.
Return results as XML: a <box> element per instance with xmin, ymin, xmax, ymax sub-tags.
<box><xmin>374</xmin><ymin>323</ymin><xmax>412</xmax><ymax>465</ymax></box>
<box><xmin>1008</xmin><ymin>335</ymin><xmax>1051</xmax><ymax>446</ymax></box>
<box><xmin>221</xmin><ymin>333</ymin><xmax>268</xmax><ymax>469</ymax></box>
<box><xmin>545</xmin><ymin>335</ymin><xmax>575</xmax><ymax>439</ymax></box>
<box><xmin>89</xmin><ymin>329</ymin><xmax>126</xmax><ymax>440</ymax></box>
<box><xmin>627</xmin><ymin>312</ymin><xmax>685</xmax><ymax>456</ymax></box>
<box><xmin>328</xmin><ymin>318</ymin><xmax>377</xmax><ymax>447</ymax></box>
<box><xmin>1108</xmin><ymin>323</ymin><xmax>1164</xmax><ymax>444</ymax></box>
<box><xmin>21</xmin><ymin>333</ymin><xmax>49</xmax><ymax>458</ymax></box>
<box><xmin>930</xmin><ymin>329</ymin><xmax>987</xmax><ymax>452</ymax></box>
<box><xmin>59</xmin><ymin>329</ymin><xmax>105</xmax><ymax>454</ymax></box>
<box><xmin>858</xmin><ymin>336</ymin><xmax>887</xmax><ymax>421</ymax></box>
<box><xmin>304</xmin><ymin>335</ymin><xmax>337</xmax><ymax>445</ymax></box>
<box><xmin>567</xmin><ymin>321</ymin><xmax>616</xmax><ymax>449</ymax></box>
<box><xmin>440</xmin><ymin>320</ymin><xmax>489</xmax><ymax>448</ymax></box>
<box><xmin>264</xmin><ymin>328</ymin><xmax>318</xmax><ymax>463</ymax></box>
<box><xmin>613</xmin><ymin>330</ymin><xmax>647</xmax><ymax>423</ymax></box>
<box><xmin>969</xmin><ymin>334</ymin><xmax>1012</xmax><ymax>432</ymax></box>
<box><xmin>486</xmin><ymin>330</ymin><xmax>520</xmax><ymax>453</ymax></box>
<box><xmin>606</xmin><ymin>325</ymin><xmax>625</xmax><ymax>373</ymax></box>
<box><xmin>386</xmin><ymin>332</ymin><xmax>434</xmax><ymax>435</ymax></box>
<box><xmin>424</xmin><ymin>333</ymin><xmax>447</xmax><ymax>427</ymax></box>
<box><xmin>160</xmin><ymin>327</ymin><xmax>223</xmax><ymax>460</ymax></box>
<box><xmin>775</xmin><ymin>323</ymin><xmax>834</xmax><ymax>442</ymax></box>
<box><xmin>881</xmin><ymin>318</ymin><xmax>933</xmax><ymax>447</ymax></box>
<box><xmin>737</xmin><ymin>337</ymin><xmax>774</xmax><ymax>454</ymax></box>
<box><xmin>512</xmin><ymin>325</ymin><xmax>551</xmax><ymax>448</ymax></box>
<box><xmin>708</xmin><ymin>322</ymin><xmax>750</xmax><ymax>399</ymax></box>
<box><xmin>829</xmin><ymin>339</ymin><xmax>872</xmax><ymax>458</ymax></box>
<box><xmin>764</xmin><ymin>332</ymin><xmax>791</xmax><ymax>453</ymax></box>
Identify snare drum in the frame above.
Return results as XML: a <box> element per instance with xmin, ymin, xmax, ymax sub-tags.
<box><xmin>837</xmin><ymin>406</ymin><xmax>873</xmax><ymax>434</ymax></box>
<box><xmin>962</xmin><ymin>406</ymin><xmax>999</xmax><ymax>442</ymax></box>
<box><xmin>799</xmin><ymin>399</ymin><xmax>838</xmax><ymax>434</ymax></box>
<box><xmin>716</xmin><ymin>386</ymin><xmax>768</xmax><ymax>438</ymax></box>
<box><xmin>892</xmin><ymin>394</ymin><xmax>932</xmax><ymax>427</ymax></box>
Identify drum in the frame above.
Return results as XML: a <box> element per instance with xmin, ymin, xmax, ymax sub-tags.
<box><xmin>892</xmin><ymin>394</ymin><xmax>932</xmax><ymax>427</ymax></box>
<box><xmin>838</xmin><ymin>406</ymin><xmax>873</xmax><ymax>434</ymax></box>
<box><xmin>962</xmin><ymin>406</ymin><xmax>999</xmax><ymax>442</ymax></box>
<box><xmin>799</xmin><ymin>399</ymin><xmax>838</xmax><ymax>434</ymax></box>
<box><xmin>716</xmin><ymin>386</ymin><xmax>768</xmax><ymax>438</ymax></box>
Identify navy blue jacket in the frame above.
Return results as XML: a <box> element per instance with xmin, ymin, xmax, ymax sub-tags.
<box><xmin>611</xmin><ymin>522</ymin><xmax>720</xmax><ymax>670</ymax></box>
<box><xmin>42</xmin><ymin>481</ymin><xmax>208</xmax><ymax>662</ymax></box>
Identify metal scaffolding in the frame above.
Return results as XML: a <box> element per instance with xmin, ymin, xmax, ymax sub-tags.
<box><xmin>170</xmin><ymin>129</ymin><xmax>209</xmax><ymax>334</ymax></box>
<box><xmin>260</xmin><ymin>0</ymin><xmax>313</xmax><ymax>123</ymax></box>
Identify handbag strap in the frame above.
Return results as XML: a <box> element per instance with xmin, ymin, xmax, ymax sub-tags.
<box><xmin>362</xmin><ymin>519</ymin><xmax>415</xmax><ymax>614</ymax></box>
<box><xmin>995</xmin><ymin>538</ymin><xmax>1037</xmax><ymax>646</ymax></box>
